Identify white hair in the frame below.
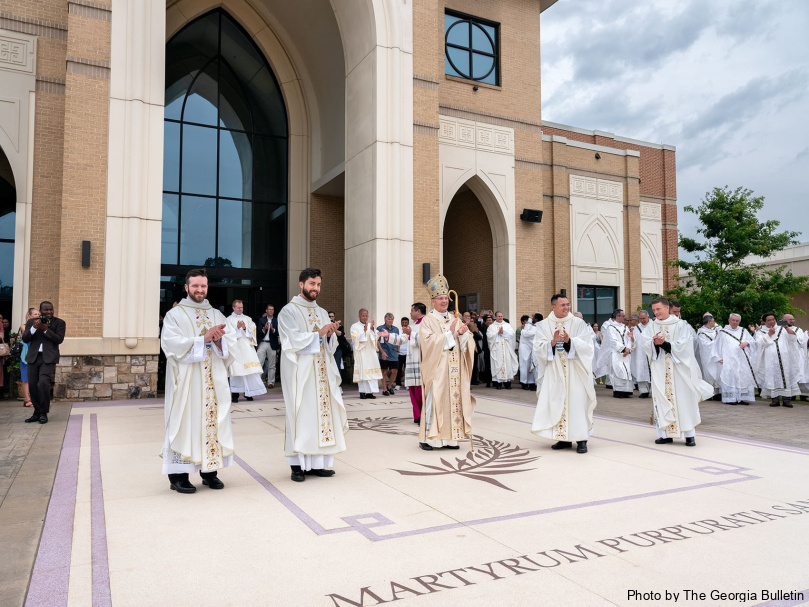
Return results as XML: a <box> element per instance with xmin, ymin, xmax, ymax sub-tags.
<box><xmin>729</xmin><ymin>313</ymin><xmax>741</xmax><ymax>321</ymax></box>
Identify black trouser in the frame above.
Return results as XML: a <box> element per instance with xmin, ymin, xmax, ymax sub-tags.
<box><xmin>397</xmin><ymin>355</ymin><xmax>407</xmax><ymax>385</ymax></box>
<box><xmin>28</xmin><ymin>353</ymin><xmax>55</xmax><ymax>415</ymax></box>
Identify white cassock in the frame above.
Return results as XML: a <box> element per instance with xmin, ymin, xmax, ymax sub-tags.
<box><xmin>712</xmin><ymin>326</ymin><xmax>758</xmax><ymax>403</ymax></box>
<box><xmin>518</xmin><ymin>321</ymin><xmax>538</xmax><ymax>385</ymax></box>
<box><xmin>487</xmin><ymin>321</ymin><xmax>519</xmax><ymax>383</ymax></box>
<box><xmin>696</xmin><ymin>326</ymin><xmax>721</xmax><ymax>395</ymax></box>
<box><xmin>601</xmin><ymin>321</ymin><xmax>634</xmax><ymax>393</ymax></box>
<box><xmin>630</xmin><ymin>323</ymin><xmax>651</xmax><ymax>394</ymax></box>
<box><xmin>531</xmin><ymin>313</ymin><xmax>597</xmax><ymax>442</ymax></box>
<box><xmin>756</xmin><ymin>326</ymin><xmax>802</xmax><ymax>399</ymax></box>
<box><xmin>279</xmin><ymin>295</ymin><xmax>347</xmax><ymax>470</ymax></box>
<box><xmin>639</xmin><ymin>316</ymin><xmax>714</xmax><ymax>439</ymax></box>
<box><xmin>591</xmin><ymin>330</ymin><xmax>607</xmax><ymax>380</ymax></box>
<box><xmin>797</xmin><ymin>328</ymin><xmax>809</xmax><ymax>396</ymax></box>
<box><xmin>681</xmin><ymin>319</ymin><xmax>702</xmax><ymax>368</ymax></box>
<box><xmin>351</xmin><ymin>321</ymin><xmax>382</xmax><ymax>394</ymax></box>
<box><xmin>160</xmin><ymin>298</ymin><xmax>237</xmax><ymax>474</ymax></box>
<box><xmin>225</xmin><ymin>313</ymin><xmax>267</xmax><ymax>397</ymax></box>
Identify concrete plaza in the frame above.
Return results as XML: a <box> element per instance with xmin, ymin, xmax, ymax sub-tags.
<box><xmin>1</xmin><ymin>387</ymin><xmax>808</xmax><ymax>606</ymax></box>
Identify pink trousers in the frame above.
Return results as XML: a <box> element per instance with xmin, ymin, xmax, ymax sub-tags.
<box><xmin>408</xmin><ymin>386</ymin><xmax>423</xmax><ymax>421</ymax></box>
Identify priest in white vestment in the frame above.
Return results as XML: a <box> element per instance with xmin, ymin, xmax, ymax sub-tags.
<box><xmin>629</xmin><ymin>311</ymin><xmax>652</xmax><ymax>397</ymax></box>
<box><xmin>278</xmin><ymin>268</ymin><xmax>347</xmax><ymax>482</ymax></box>
<box><xmin>160</xmin><ymin>269</ymin><xmax>238</xmax><ymax>493</ymax></box>
<box><xmin>756</xmin><ymin>313</ymin><xmax>802</xmax><ymax>407</ymax></box>
<box><xmin>783</xmin><ymin>314</ymin><xmax>809</xmax><ymax>401</ymax></box>
<box><xmin>351</xmin><ymin>308</ymin><xmax>383</xmax><ymax>399</ymax></box>
<box><xmin>418</xmin><ymin>275</ymin><xmax>476</xmax><ymax>450</ymax></box>
<box><xmin>531</xmin><ymin>294</ymin><xmax>597</xmax><ymax>454</ymax></box>
<box><xmin>696</xmin><ymin>313</ymin><xmax>722</xmax><ymax>400</ymax></box>
<box><xmin>226</xmin><ymin>300</ymin><xmax>267</xmax><ymax>402</ymax></box>
<box><xmin>487</xmin><ymin>312</ymin><xmax>518</xmax><ymax>389</ymax></box>
<box><xmin>599</xmin><ymin>309</ymin><xmax>634</xmax><ymax>398</ymax></box>
<box><xmin>518</xmin><ymin>313</ymin><xmax>541</xmax><ymax>391</ymax></box>
<box><xmin>712</xmin><ymin>313</ymin><xmax>758</xmax><ymax>405</ymax></box>
<box><xmin>639</xmin><ymin>297</ymin><xmax>714</xmax><ymax>447</ymax></box>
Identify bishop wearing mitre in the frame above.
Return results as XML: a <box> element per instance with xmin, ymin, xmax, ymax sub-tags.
<box><xmin>531</xmin><ymin>294</ymin><xmax>597</xmax><ymax>454</ymax></box>
<box><xmin>225</xmin><ymin>299</ymin><xmax>267</xmax><ymax>403</ymax></box>
<box><xmin>418</xmin><ymin>275</ymin><xmax>476</xmax><ymax>451</ymax></box>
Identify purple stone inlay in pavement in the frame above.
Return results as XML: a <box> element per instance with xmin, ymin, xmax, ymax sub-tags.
<box><xmin>25</xmin><ymin>414</ymin><xmax>83</xmax><ymax>607</ymax></box>
<box><xmin>91</xmin><ymin>414</ymin><xmax>112</xmax><ymax>607</ymax></box>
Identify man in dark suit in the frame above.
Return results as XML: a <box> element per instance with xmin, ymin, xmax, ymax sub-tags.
<box><xmin>257</xmin><ymin>304</ymin><xmax>280</xmax><ymax>388</ymax></box>
<box><xmin>22</xmin><ymin>301</ymin><xmax>66</xmax><ymax>424</ymax></box>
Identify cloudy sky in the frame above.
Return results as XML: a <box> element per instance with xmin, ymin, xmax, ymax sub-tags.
<box><xmin>540</xmin><ymin>0</ymin><xmax>809</xmax><ymax>258</ymax></box>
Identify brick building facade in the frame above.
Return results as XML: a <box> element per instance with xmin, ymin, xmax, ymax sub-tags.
<box><xmin>0</xmin><ymin>0</ymin><xmax>677</xmax><ymax>400</ymax></box>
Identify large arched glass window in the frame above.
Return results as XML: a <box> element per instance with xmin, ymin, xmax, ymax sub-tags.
<box><xmin>162</xmin><ymin>9</ymin><xmax>288</xmax><ymax>313</ymax></box>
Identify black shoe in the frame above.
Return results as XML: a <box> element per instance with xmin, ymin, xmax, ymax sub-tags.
<box><xmin>738</xmin><ymin>401</ymin><xmax>749</xmax><ymax>405</ymax></box>
<box><xmin>169</xmin><ymin>473</ymin><xmax>197</xmax><ymax>493</ymax></box>
<box><xmin>522</xmin><ymin>384</ymin><xmax>530</xmax><ymax>391</ymax></box>
<box><xmin>25</xmin><ymin>413</ymin><xmax>40</xmax><ymax>423</ymax></box>
<box><xmin>200</xmin><ymin>471</ymin><xmax>225</xmax><ymax>489</ymax></box>
<box><xmin>612</xmin><ymin>391</ymin><xmax>620</xmax><ymax>398</ymax></box>
<box><xmin>551</xmin><ymin>441</ymin><xmax>572</xmax><ymax>450</ymax></box>
<box><xmin>442</xmin><ymin>444</ymin><xmax>460</xmax><ymax>450</ymax></box>
<box><xmin>576</xmin><ymin>441</ymin><xmax>588</xmax><ymax>454</ymax></box>
<box><xmin>360</xmin><ymin>393</ymin><xmax>367</xmax><ymax>399</ymax></box>
<box><xmin>305</xmin><ymin>469</ymin><xmax>336</xmax><ymax>477</ymax></box>
<box><xmin>782</xmin><ymin>400</ymin><xmax>793</xmax><ymax>408</ymax></box>
<box><xmin>505</xmin><ymin>382</ymin><xmax>512</xmax><ymax>390</ymax></box>
<box><xmin>685</xmin><ymin>437</ymin><xmax>696</xmax><ymax>447</ymax></box>
<box><xmin>529</xmin><ymin>384</ymin><xmax>537</xmax><ymax>392</ymax></box>
<box><xmin>639</xmin><ymin>393</ymin><xmax>649</xmax><ymax>399</ymax></box>
<box><xmin>245</xmin><ymin>396</ymin><xmax>253</xmax><ymax>401</ymax></box>
<box><xmin>290</xmin><ymin>465</ymin><xmax>305</xmax><ymax>482</ymax></box>
<box><xmin>726</xmin><ymin>402</ymin><xmax>737</xmax><ymax>406</ymax></box>
<box><xmin>419</xmin><ymin>442</ymin><xmax>433</xmax><ymax>451</ymax></box>
<box><xmin>381</xmin><ymin>390</ymin><xmax>389</xmax><ymax>396</ymax></box>
<box><xmin>495</xmin><ymin>383</ymin><xmax>502</xmax><ymax>390</ymax></box>
<box><xmin>38</xmin><ymin>414</ymin><xmax>48</xmax><ymax>424</ymax></box>
<box><xmin>605</xmin><ymin>385</ymin><xmax>613</xmax><ymax>390</ymax></box>
<box><xmin>414</xmin><ymin>418</ymin><xmax>420</xmax><ymax>425</ymax></box>
<box><xmin>801</xmin><ymin>395</ymin><xmax>808</xmax><ymax>402</ymax></box>
<box><xmin>366</xmin><ymin>393</ymin><xmax>376</xmax><ymax>399</ymax></box>
<box><xmin>712</xmin><ymin>394</ymin><xmax>723</xmax><ymax>401</ymax></box>
<box><xmin>655</xmin><ymin>438</ymin><xmax>674</xmax><ymax>444</ymax></box>
<box><xmin>231</xmin><ymin>392</ymin><xmax>239</xmax><ymax>403</ymax></box>
<box><xmin>769</xmin><ymin>400</ymin><xmax>780</xmax><ymax>407</ymax></box>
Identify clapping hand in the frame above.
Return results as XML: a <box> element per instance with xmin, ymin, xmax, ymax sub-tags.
<box><xmin>653</xmin><ymin>332</ymin><xmax>665</xmax><ymax>346</ymax></box>
<box><xmin>318</xmin><ymin>321</ymin><xmax>341</xmax><ymax>337</ymax></box>
<box><xmin>403</xmin><ymin>325</ymin><xmax>412</xmax><ymax>336</ymax></box>
<box><xmin>498</xmin><ymin>326</ymin><xmax>504</xmax><ymax>335</ymax></box>
<box><xmin>237</xmin><ymin>320</ymin><xmax>246</xmax><ymax>330</ymax></box>
<box><xmin>378</xmin><ymin>329</ymin><xmax>390</xmax><ymax>340</ymax></box>
<box><xmin>768</xmin><ymin>327</ymin><xmax>776</xmax><ymax>337</ymax></box>
<box><xmin>204</xmin><ymin>324</ymin><xmax>227</xmax><ymax>343</ymax></box>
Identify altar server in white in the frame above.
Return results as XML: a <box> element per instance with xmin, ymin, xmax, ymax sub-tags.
<box><xmin>756</xmin><ymin>312</ymin><xmax>802</xmax><ymax>408</ymax></box>
<box><xmin>696</xmin><ymin>313</ymin><xmax>722</xmax><ymax>400</ymax></box>
<box><xmin>518</xmin><ymin>313</ymin><xmax>541</xmax><ymax>391</ymax></box>
<box><xmin>711</xmin><ymin>313</ymin><xmax>758</xmax><ymax>406</ymax></box>
<box><xmin>487</xmin><ymin>311</ymin><xmax>518</xmax><ymax>389</ymax></box>
<box><xmin>599</xmin><ymin>309</ymin><xmax>634</xmax><ymax>398</ymax></box>
<box><xmin>351</xmin><ymin>308</ymin><xmax>382</xmax><ymax>399</ymax></box>
<box><xmin>531</xmin><ymin>294</ymin><xmax>597</xmax><ymax>454</ymax></box>
<box><xmin>160</xmin><ymin>269</ymin><xmax>237</xmax><ymax>494</ymax></box>
<box><xmin>278</xmin><ymin>268</ymin><xmax>347</xmax><ymax>482</ymax></box>
<box><xmin>639</xmin><ymin>297</ymin><xmax>714</xmax><ymax>447</ymax></box>
<box><xmin>226</xmin><ymin>300</ymin><xmax>267</xmax><ymax>403</ymax></box>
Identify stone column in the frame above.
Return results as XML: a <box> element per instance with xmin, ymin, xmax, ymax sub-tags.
<box><xmin>334</xmin><ymin>0</ymin><xmax>414</xmax><ymax>321</ymax></box>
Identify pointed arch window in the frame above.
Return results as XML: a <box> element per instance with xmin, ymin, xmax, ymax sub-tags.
<box><xmin>162</xmin><ymin>9</ymin><xmax>288</xmax><ymax>277</ymax></box>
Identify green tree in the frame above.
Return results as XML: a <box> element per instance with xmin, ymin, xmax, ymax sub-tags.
<box><xmin>668</xmin><ymin>186</ymin><xmax>807</xmax><ymax>328</ymax></box>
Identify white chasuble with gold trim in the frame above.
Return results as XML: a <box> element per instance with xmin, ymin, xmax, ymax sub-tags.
<box><xmin>279</xmin><ymin>295</ymin><xmax>347</xmax><ymax>458</ymax></box>
<box><xmin>531</xmin><ymin>313</ymin><xmax>597</xmax><ymax>442</ymax></box>
<box><xmin>640</xmin><ymin>316</ymin><xmax>713</xmax><ymax>438</ymax></box>
<box><xmin>161</xmin><ymin>298</ymin><xmax>237</xmax><ymax>472</ymax></box>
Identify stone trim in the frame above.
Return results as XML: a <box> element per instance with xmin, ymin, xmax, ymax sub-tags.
<box><xmin>515</xmin><ymin>158</ymin><xmax>542</xmax><ymax>171</ymax></box>
<box><xmin>68</xmin><ymin>0</ymin><xmax>112</xmax><ymax>22</ymax></box>
<box><xmin>542</xmin><ymin>119</ymin><xmax>676</xmax><ymax>151</ymax></box>
<box><xmin>55</xmin><ymin>354</ymin><xmax>159</xmax><ymax>401</ymax></box>
<box><xmin>36</xmin><ymin>75</ymin><xmax>66</xmax><ymax>94</ymax></box>
<box><xmin>0</xmin><ymin>13</ymin><xmax>68</xmax><ymax>40</ymax></box>
<box><xmin>413</xmin><ymin>74</ymin><xmax>438</xmax><ymax>91</ymax></box>
<box><xmin>439</xmin><ymin>104</ymin><xmax>543</xmax><ymax>133</ymax></box>
<box><xmin>66</xmin><ymin>55</ymin><xmax>110</xmax><ymax>78</ymax></box>
<box><xmin>413</xmin><ymin>120</ymin><xmax>439</xmax><ymax>136</ymax></box>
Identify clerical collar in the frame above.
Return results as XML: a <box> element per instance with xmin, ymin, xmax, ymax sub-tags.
<box><xmin>180</xmin><ymin>297</ymin><xmax>211</xmax><ymax>310</ymax></box>
<box><xmin>549</xmin><ymin>312</ymin><xmax>572</xmax><ymax>322</ymax></box>
<box><xmin>654</xmin><ymin>315</ymin><xmax>679</xmax><ymax>325</ymax></box>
